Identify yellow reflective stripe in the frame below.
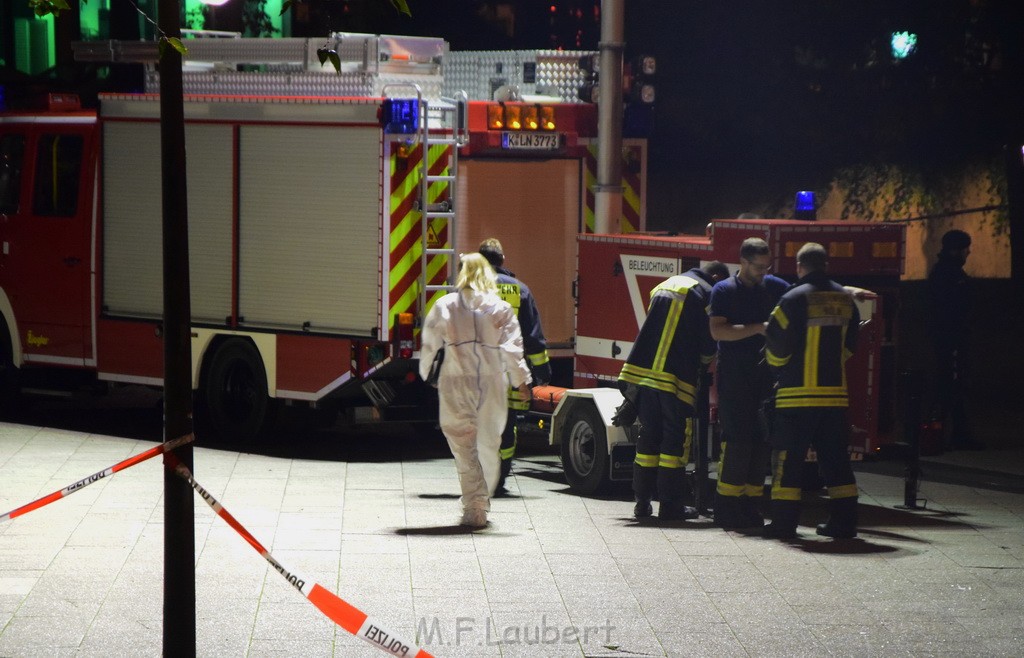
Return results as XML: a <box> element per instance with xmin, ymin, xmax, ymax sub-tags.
<box><xmin>528</xmin><ymin>351</ymin><xmax>550</xmax><ymax>366</ymax></box>
<box><xmin>771</xmin><ymin>305</ymin><xmax>789</xmax><ymax>329</ymax></box>
<box><xmin>771</xmin><ymin>450</ymin><xmax>801</xmax><ymax>501</ymax></box>
<box><xmin>804</xmin><ymin>325</ymin><xmax>820</xmax><ymax>388</ymax></box>
<box><xmin>717</xmin><ymin>481</ymin><xmax>745</xmax><ymax>497</ymax></box>
<box><xmin>659</xmin><ymin>454</ymin><xmax>683</xmax><ymax>469</ymax></box>
<box><xmin>619</xmin><ymin>364</ymin><xmax>697</xmax><ymax>404</ymax></box>
<box><xmin>635</xmin><ymin>452</ymin><xmax>658</xmax><ymax>468</ymax></box>
<box><xmin>389</xmin><ymin>211</ymin><xmax>422</xmax><ymax>289</ymax></box>
<box><xmin>652</xmin><ymin>298</ymin><xmax>683</xmax><ymax>372</ymax></box>
<box><xmin>775</xmin><ymin>398</ymin><xmax>849</xmax><ymax>408</ymax></box>
<box><xmin>683</xmin><ymin>417</ymin><xmax>693</xmax><ymax>464</ymax></box>
<box><xmin>777</xmin><ymin>386</ymin><xmax>848</xmax><ymax>397</ymax></box>
<box><xmin>828</xmin><ymin>484</ymin><xmax>858</xmax><ymax>499</ymax></box>
<box><xmin>765</xmin><ymin>349</ymin><xmax>789</xmax><ymax>367</ymax></box>
<box><xmin>744</xmin><ymin>484</ymin><xmax>764</xmax><ymax>497</ymax></box>
<box><xmin>623</xmin><ymin>169</ymin><xmax>640</xmax><ymax>223</ymax></box>
<box><xmin>772</xmin><ymin>485</ymin><xmax>801</xmax><ymax>501</ymax></box>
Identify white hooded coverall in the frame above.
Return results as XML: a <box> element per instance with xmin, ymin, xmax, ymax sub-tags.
<box><xmin>419</xmin><ymin>289</ymin><xmax>532</xmax><ymax>513</ymax></box>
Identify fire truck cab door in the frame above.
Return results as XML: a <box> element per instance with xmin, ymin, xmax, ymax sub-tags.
<box><xmin>0</xmin><ymin>122</ymin><xmax>93</xmax><ymax>364</ymax></box>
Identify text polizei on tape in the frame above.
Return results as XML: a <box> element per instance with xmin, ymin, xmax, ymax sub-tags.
<box><xmin>165</xmin><ymin>453</ymin><xmax>433</xmax><ymax>658</ymax></box>
<box><xmin>0</xmin><ymin>433</ymin><xmax>195</xmax><ymax>523</ymax></box>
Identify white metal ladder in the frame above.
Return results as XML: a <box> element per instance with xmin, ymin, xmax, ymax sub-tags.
<box><xmin>384</xmin><ymin>84</ymin><xmax>468</xmax><ymax>322</ymax></box>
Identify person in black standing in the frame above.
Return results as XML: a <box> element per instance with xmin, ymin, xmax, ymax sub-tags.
<box><xmin>927</xmin><ymin>229</ymin><xmax>983</xmax><ymax>451</ymax></box>
<box><xmin>709</xmin><ymin>238</ymin><xmax>789</xmax><ymax>529</ymax></box>
<box><xmin>479</xmin><ymin>238</ymin><xmax>552</xmax><ymax>494</ymax></box>
<box><xmin>618</xmin><ymin>262</ymin><xmax>724</xmax><ymax>521</ymax></box>
<box><xmin>763</xmin><ymin>243</ymin><xmax>861</xmax><ymax>539</ymax></box>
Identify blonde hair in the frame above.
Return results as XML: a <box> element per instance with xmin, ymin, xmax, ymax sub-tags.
<box><xmin>456</xmin><ymin>253</ymin><xmax>498</xmax><ymax>293</ymax></box>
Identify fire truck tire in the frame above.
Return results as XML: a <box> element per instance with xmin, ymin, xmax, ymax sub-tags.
<box><xmin>199</xmin><ymin>338</ymin><xmax>275</xmax><ymax>443</ymax></box>
<box><xmin>0</xmin><ymin>323</ymin><xmax>21</xmax><ymax>416</ymax></box>
<box><xmin>560</xmin><ymin>402</ymin><xmax>610</xmax><ymax>495</ymax></box>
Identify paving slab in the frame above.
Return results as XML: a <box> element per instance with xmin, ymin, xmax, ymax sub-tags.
<box><xmin>1</xmin><ymin>421</ymin><xmax>1022</xmax><ymax>656</ymax></box>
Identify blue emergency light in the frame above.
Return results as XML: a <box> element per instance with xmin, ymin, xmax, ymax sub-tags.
<box><xmin>795</xmin><ymin>190</ymin><xmax>816</xmax><ymax>221</ymax></box>
<box><xmin>382</xmin><ymin>98</ymin><xmax>419</xmax><ymax>135</ymax></box>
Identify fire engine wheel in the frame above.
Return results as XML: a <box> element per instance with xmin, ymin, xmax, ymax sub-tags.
<box><xmin>0</xmin><ymin>326</ymin><xmax>21</xmax><ymax>416</ymax></box>
<box><xmin>200</xmin><ymin>338</ymin><xmax>275</xmax><ymax>443</ymax></box>
<box><xmin>560</xmin><ymin>402</ymin><xmax>609</xmax><ymax>495</ymax></box>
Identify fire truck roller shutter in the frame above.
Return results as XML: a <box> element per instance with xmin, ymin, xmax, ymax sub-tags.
<box><xmin>456</xmin><ymin>159</ymin><xmax>579</xmax><ymax>348</ymax></box>
<box><xmin>102</xmin><ymin>123</ymin><xmax>233</xmax><ymax>322</ymax></box>
<box><xmin>237</xmin><ymin>125</ymin><xmax>380</xmax><ymax>335</ymax></box>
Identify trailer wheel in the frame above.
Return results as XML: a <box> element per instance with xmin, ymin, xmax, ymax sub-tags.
<box><xmin>560</xmin><ymin>402</ymin><xmax>610</xmax><ymax>495</ymax></box>
<box><xmin>200</xmin><ymin>338</ymin><xmax>274</xmax><ymax>443</ymax></box>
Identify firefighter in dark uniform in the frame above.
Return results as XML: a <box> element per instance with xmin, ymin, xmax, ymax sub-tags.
<box><xmin>763</xmin><ymin>242</ymin><xmax>861</xmax><ymax>539</ymax></box>
<box><xmin>618</xmin><ymin>262</ymin><xmax>722</xmax><ymax>521</ymax></box>
<box><xmin>479</xmin><ymin>238</ymin><xmax>551</xmax><ymax>495</ymax></box>
<box><xmin>709</xmin><ymin>238</ymin><xmax>789</xmax><ymax>529</ymax></box>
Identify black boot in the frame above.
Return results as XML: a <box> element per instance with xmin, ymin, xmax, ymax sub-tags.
<box><xmin>817</xmin><ymin>497</ymin><xmax>858</xmax><ymax>539</ymax></box>
<box><xmin>633</xmin><ymin>464</ymin><xmax>657</xmax><ymax>519</ymax></box>
<box><xmin>713</xmin><ymin>493</ymin><xmax>746</xmax><ymax>528</ymax></box>
<box><xmin>494</xmin><ymin>458</ymin><xmax>513</xmax><ymax>497</ymax></box>
<box><xmin>739</xmin><ymin>496</ymin><xmax>765</xmax><ymax>528</ymax></box>
<box><xmin>764</xmin><ymin>499</ymin><xmax>800</xmax><ymax>539</ymax></box>
<box><xmin>659</xmin><ymin>502</ymin><xmax>698</xmax><ymax>521</ymax></box>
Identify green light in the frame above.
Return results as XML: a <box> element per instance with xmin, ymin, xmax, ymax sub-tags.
<box><xmin>891</xmin><ymin>31</ymin><xmax>917</xmax><ymax>60</ymax></box>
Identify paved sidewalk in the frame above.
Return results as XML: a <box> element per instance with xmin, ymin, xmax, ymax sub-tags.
<box><xmin>1</xmin><ymin>421</ymin><xmax>1022</xmax><ymax>657</ymax></box>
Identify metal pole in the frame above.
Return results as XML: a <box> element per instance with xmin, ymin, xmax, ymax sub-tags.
<box><xmin>157</xmin><ymin>0</ymin><xmax>197</xmax><ymax>653</ymax></box>
<box><xmin>896</xmin><ymin>370</ymin><xmax>925</xmax><ymax>510</ymax></box>
<box><xmin>593</xmin><ymin>0</ymin><xmax>625</xmax><ymax>235</ymax></box>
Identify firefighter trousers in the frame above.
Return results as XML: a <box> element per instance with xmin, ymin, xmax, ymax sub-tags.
<box><xmin>633</xmin><ymin>387</ymin><xmax>693</xmax><ymax>509</ymax></box>
<box><xmin>715</xmin><ymin>360</ymin><xmax>771</xmax><ymax>521</ymax></box>
<box><xmin>769</xmin><ymin>407</ymin><xmax>858</xmax><ymax>531</ymax></box>
<box><xmin>497</xmin><ymin>385</ymin><xmax>530</xmax><ymax>490</ymax></box>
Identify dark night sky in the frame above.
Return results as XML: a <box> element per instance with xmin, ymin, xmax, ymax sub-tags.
<box><xmin>279</xmin><ymin>1</ymin><xmax>1024</xmax><ymax>230</ymax></box>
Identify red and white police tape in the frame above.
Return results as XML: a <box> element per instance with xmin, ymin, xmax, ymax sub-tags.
<box><xmin>1</xmin><ymin>435</ymin><xmax>433</xmax><ymax>658</ymax></box>
<box><xmin>164</xmin><ymin>452</ymin><xmax>434</xmax><ymax>658</ymax></box>
<box><xmin>0</xmin><ymin>433</ymin><xmax>195</xmax><ymax>522</ymax></box>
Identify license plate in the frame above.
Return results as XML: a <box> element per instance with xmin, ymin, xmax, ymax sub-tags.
<box><xmin>502</xmin><ymin>132</ymin><xmax>561</xmax><ymax>150</ymax></box>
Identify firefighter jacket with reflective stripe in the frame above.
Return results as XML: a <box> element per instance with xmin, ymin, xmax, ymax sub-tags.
<box><xmin>496</xmin><ymin>267</ymin><xmax>551</xmax><ymax>385</ymax></box>
<box><xmin>765</xmin><ymin>271</ymin><xmax>860</xmax><ymax>409</ymax></box>
<box><xmin>618</xmin><ymin>271</ymin><xmax>716</xmax><ymax>411</ymax></box>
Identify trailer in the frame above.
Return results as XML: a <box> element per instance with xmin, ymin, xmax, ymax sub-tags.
<box><xmin>548</xmin><ymin>219</ymin><xmax>906</xmax><ymax>494</ymax></box>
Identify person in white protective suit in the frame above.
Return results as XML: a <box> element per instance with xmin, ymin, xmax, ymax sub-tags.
<box><xmin>419</xmin><ymin>253</ymin><xmax>532</xmax><ymax>528</ymax></box>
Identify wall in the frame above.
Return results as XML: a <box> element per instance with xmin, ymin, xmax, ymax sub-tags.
<box><xmin>817</xmin><ymin>161</ymin><xmax>1011</xmax><ymax>280</ymax></box>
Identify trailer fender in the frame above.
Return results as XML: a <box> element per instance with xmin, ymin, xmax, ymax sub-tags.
<box><xmin>550</xmin><ymin>388</ymin><xmax>636</xmax><ymax>494</ymax></box>
<box><xmin>548</xmin><ymin>387</ymin><xmax>629</xmax><ymax>449</ymax></box>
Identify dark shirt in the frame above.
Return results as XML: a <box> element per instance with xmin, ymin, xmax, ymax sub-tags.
<box><xmin>494</xmin><ymin>265</ymin><xmax>550</xmax><ymax>383</ymax></box>
<box><xmin>927</xmin><ymin>253</ymin><xmax>970</xmax><ymax>350</ymax></box>
<box><xmin>709</xmin><ymin>272</ymin><xmax>789</xmax><ymax>363</ymax></box>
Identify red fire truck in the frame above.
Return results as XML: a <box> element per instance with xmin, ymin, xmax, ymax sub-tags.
<box><xmin>0</xmin><ymin>34</ymin><xmax>640</xmax><ymax>441</ymax></box>
<box><xmin>546</xmin><ymin>220</ymin><xmax>906</xmax><ymax>493</ymax></box>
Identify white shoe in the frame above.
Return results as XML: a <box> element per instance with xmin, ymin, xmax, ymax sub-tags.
<box><xmin>460</xmin><ymin>509</ymin><xmax>488</xmax><ymax>528</ymax></box>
